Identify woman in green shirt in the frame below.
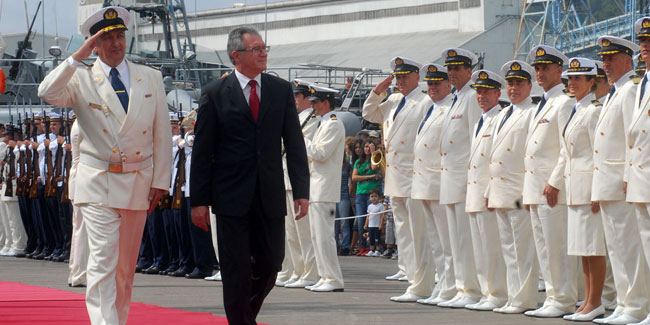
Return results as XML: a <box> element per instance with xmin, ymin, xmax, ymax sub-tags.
<box><xmin>351</xmin><ymin>140</ymin><xmax>381</xmax><ymax>255</ymax></box>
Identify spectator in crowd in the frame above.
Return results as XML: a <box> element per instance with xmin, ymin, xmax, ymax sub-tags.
<box><xmin>364</xmin><ymin>189</ymin><xmax>384</xmax><ymax>256</ymax></box>
<box><xmin>351</xmin><ymin>140</ymin><xmax>381</xmax><ymax>256</ymax></box>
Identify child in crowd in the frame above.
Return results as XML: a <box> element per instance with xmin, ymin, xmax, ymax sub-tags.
<box><xmin>364</xmin><ymin>189</ymin><xmax>384</xmax><ymax>256</ymax></box>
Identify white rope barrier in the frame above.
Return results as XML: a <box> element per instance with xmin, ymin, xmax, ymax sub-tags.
<box><xmin>334</xmin><ymin>209</ymin><xmax>393</xmax><ymax>220</ymax></box>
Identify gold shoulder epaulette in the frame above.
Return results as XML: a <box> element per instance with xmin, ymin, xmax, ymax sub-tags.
<box><xmin>591</xmin><ymin>99</ymin><xmax>602</xmax><ymax>107</ymax></box>
<box><xmin>631</xmin><ymin>75</ymin><xmax>641</xmax><ymax>84</ymax></box>
<box><xmin>330</xmin><ymin>114</ymin><xmax>337</xmax><ymax>120</ymax></box>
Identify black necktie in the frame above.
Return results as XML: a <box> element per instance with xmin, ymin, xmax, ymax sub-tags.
<box><xmin>475</xmin><ymin>116</ymin><xmax>484</xmax><ymax>137</ymax></box>
<box><xmin>393</xmin><ymin>97</ymin><xmax>406</xmax><ymax>121</ymax></box>
<box><xmin>563</xmin><ymin>105</ymin><xmax>577</xmax><ymax>135</ymax></box>
<box><xmin>498</xmin><ymin>105</ymin><xmax>514</xmax><ymax>133</ymax></box>
<box><xmin>110</xmin><ymin>68</ymin><xmax>129</xmax><ymax>113</ymax></box>
<box><xmin>640</xmin><ymin>75</ymin><xmax>648</xmax><ymax>106</ymax></box>
<box><xmin>418</xmin><ymin>104</ymin><xmax>435</xmax><ymax>134</ymax></box>
<box><xmin>535</xmin><ymin>95</ymin><xmax>547</xmax><ymax>117</ymax></box>
<box><xmin>607</xmin><ymin>85</ymin><xmax>616</xmax><ymax>102</ymax></box>
<box><xmin>451</xmin><ymin>94</ymin><xmax>458</xmax><ymax>109</ymax></box>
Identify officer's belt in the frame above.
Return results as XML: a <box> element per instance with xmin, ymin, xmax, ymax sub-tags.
<box><xmin>80</xmin><ymin>155</ymin><xmax>152</xmax><ymax>173</ymax></box>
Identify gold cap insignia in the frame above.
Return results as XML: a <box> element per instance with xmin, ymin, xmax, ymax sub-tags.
<box><xmin>294</xmin><ymin>81</ymin><xmax>299</xmax><ymax>87</ymax></box>
<box><xmin>479</xmin><ymin>71</ymin><xmax>488</xmax><ymax>79</ymax></box>
<box><xmin>570</xmin><ymin>59</ymin><xmax>580</xmax><ymax>68</ymax></box>
<box><xmin>602</xmin><ymin>39</ymin><xmax>611</xmax><ymax>47</ymax></box>
<box><xmin>104</xmin><ymin>8</ymin><xmax>118</xmax><ymax>20</ymax></box>
<box><xmin>536</xmin><ymin>48</ymin><xmax>546</xmax><ymax>57</ymax></box>
<box><xmin>511</xmin><ymin>62</ymin><xmax>521</xmax><ymax>71</ymax></box>
<box><xmin>395</xmin><ymin>58</ymin><xmax>404</xmax><ymax>65</ymax></box>
<box><xmin>428</xmin><ymin>66</ymin><xmax>437</xmax><ymax>72</ymax></box>
<box><xmin>644</xmin><ymin>19</ymin><xmax>650</xmax><ymax>28</ymax></box>
<box><xmin>447</xmin><ymin>50</ymin><xmax>457</xmax><ymax>57</ymax></box>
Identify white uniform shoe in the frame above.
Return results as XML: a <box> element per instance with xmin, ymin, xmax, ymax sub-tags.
<box><xmin>593</xmin><ymin>311</ymin><xmax>625</xmax><ymax>324</ymax></box>
<box><xmin>526</xmin><ymin>306</ymin><xmax>568</xmax><ymax>318</ymax></box>
<box><xmin>0</xmin><ymin>247</ymin><xmax>9</xmax><ymax>256</ymax></box>
<box><xmin>305</xmin><ymin>280</ymin><xmax>324</xmax><ymax>290</ymax></box>
<box><xmin>204</xmin><ymin>272</ymin><xmax>222</xmax><ymax>281</ymax></box>
<box><xmin>398</xmin><ymin>275</ymin><xmax>408</xmax><ymax>281</ymax></box>
<box><xmin>385</xmin><ymin>271</ymin><xmax>405</xmax><ymax>281</ymax></box>
<box><xmin>466</xmin><ymin>301</ymin><xmax>500</xmax><ymax>311</ymax></box>
<box><xmin>390</xmin><ymin>292</ymin><xmax>424</xmax><ymax>303</ymax></box>
<box><xmin>310</xmin><ymin>283</ymin><xmax>343</xmax><ymax>292</ymax></box>
<box><xmin>285</xmin><ymin>279</ymin><xmax>316</xmax><ymax>288</ymax></box>
<box><xmin>571</xmin><ymin>305</ymin><xmax>606</xmax><ymax>321</ymax></box>
<box><xmin>494</xmin><ymin>306</ymin><xmax>526</xmax><ymax>314</ymax></box>
<box><xmin>605</xmin><ymin>314</ymin><xmax>643</xmax><ymax>325</ymax></box>
<box><xmin>630</xmin><ymin>316</ymin><xmax>650</xmax><ymax>325</ymax></box>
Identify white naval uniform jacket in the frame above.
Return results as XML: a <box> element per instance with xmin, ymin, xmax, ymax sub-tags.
<box><xmin>439</xmin><ymin>83</ymin><xmax>481</xmax><ymax>205</ymax></box>
<box><xmin>305</xmin><ymin>112</ymin><xmax>345</xmax><ymax>203</ymax></box>
<box><xmin>284</xmin><ymin>108</ymin><xmax>319</xmax><ymax>191</ymax></box>
<box><xmin>522</xmin><ymin>84</ymin><xmax>575</xmax><ymax>205</ymax></box>
<box><xmin>625</xmin><ymin>73</ymin><xmax>650</xmax><ymax>203</ymax></box>
<box><xmin>466</xmin><ymin>104</ymin><xmax>501</xmax><ymax>213</ymax></box>
<box><xmin>37</xmin><ymin>59</ymin><xmax>172</xmax><ymax>210</ymax></box>
<box><xmin>362</xmin><ymin>87</ymin><xmax>427</xmax><ymax>198</ymax></box>
<box><xmin>593</xmin><ymin>71</ymin><xmax>637</xmax><ymax>202</ymax></box>
<box><xmin>411</xmin><ymin>94</ymin><xmax>451</xmax><ymax>201</ymax></box>
<box><xmin>560</xmin><ymin>93</ymin><xmax>600</xmax><ymax>205</ymax></box>
<box><xmin>69</xmin><ymin>121</ymin><xmax>80</xmax><ymax>202</ymax></box>
<box><xmin>485</xmin><ymin>99</ymin><xmax>535</xmax><ymax>209</ymax></box>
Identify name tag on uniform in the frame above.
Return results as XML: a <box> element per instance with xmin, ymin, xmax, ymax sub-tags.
<box><xmin>145</xmin><ymin>94</ymin><xmax>152</xmax><ymax>98</ymax></box>
<box><xmin>538</xmin><ymin>118</ymin><xmax>550</xmax><ymax>124</ymax></box>
<box><xmin>89</xmin><ymin>102</ymin><xmax>102</xmax><ymax>110</ymax></box>
<box><xmin>451</xmin><ymin>114</ymin><xmax>463</xmax><ymax>120</ymax></box>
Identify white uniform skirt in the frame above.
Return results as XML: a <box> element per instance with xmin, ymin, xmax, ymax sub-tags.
<box><xmin>567</xmin><ymin>205</ymin><xmax>606</xmax><ymax>256</ymax></box>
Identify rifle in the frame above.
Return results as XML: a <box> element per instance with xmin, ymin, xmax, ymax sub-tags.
<box><xmin>43</xmin><ymin>112</ymin><xmax>55</xmax><ymax>197</ymax></box>
<box><xmin>15</xmin><ymin>113</ymin><xmax>24</xmax><ymax>196</ymax></box>
<box><xmin>9</xmin><ymin>1</ymin><xmax>42</xmax><ymax>81</ymax></box>
<box><xmin>28</xmin><ymin>114</ymin><xmax>39</xmax><ymax>199</ymax></box>
<box><xmin>171</xmin><ymin>109</ymin><xmax>185</xmax><ymax>210</ymax></box>
<box><xmin>19</xmin><ymin>116</ymin><xmax>32</xmax><ymax>196</ymax></box>
<box><xmin>5</xmin><ymin>114</ymin><xmax>15</xmax><ymax>197</ymax></box>
<box><xmin>61</xmin><ymin>111</ymin><xmax>72</xmax><ymax>203</ymax></box>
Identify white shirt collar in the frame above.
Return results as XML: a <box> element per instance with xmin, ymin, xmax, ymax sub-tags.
<box><xmin>234</xmin><ymin>69</ymin><xmax>261</xmax><ymax>90</ymax></box>
<box><xmin>402</xmin><ymin>86</ymin><xmax>421</xmax><ymax>102</ymax></box>
<box><xmin>482</xmin><ymin>104</ymin><xmax>500</xmax><ymax>120</ymax></box>
<box><xmin>614</xmin><ymin>70</ymin><xmax>635</xmax><ymax>89</ymax></box>
<box><xmin>544</xmin><ymin>83</ymin><xmax>565</xmax><ymax>99</ymax></box>
<box><xmin>434</xmin><ymin>93</ymin><xmax>454</xmax><ymax>106</ymax></box>
<box><xmin>576</xmin><ymin>92</ymin><xmax>595</xmax><ymax>109</ymax></box>
<box><xmin>98</xmin><ymin>58</ymin><xmax>128</xmax><ymax>81</ymax></box>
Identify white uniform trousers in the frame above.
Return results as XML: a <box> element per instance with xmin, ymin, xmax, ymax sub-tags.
<box><xmin>284</xmin><ymin>190</ymin><xmax>318</xmax><ymax>282</ymax></box>
<box><xmin>445</xmin><ymin>202</ymin><xmax>481</xmax><ymax>300</ymax></box>
<box><xmin>81</xmin><ymin>204</ymin><xmax>147</xmax><ymax>325</ymax></box>
<box><xmin>404</xmin><ymin>200</ymin><xmax>434</xmax><ymax>297</ymax></box>
<box><xmin>495</xmin><ymin>208</ymin><xmax>539</xmax><ymax>309</ymax></box>
<box><xmin>602</xmin><ymin>257</ymin><xmax>616</xmax><ymax>305</ymax></box>
<box><xmin>601</xmin><ymin>201</ymin><xmax>649</xmax><ymax>319</ymax></box>
<box><xmin>309</xmin><ymin>202</ymin><xmax>343</xmax><ymax>287</ymax></box>
<box><xmin>469</xmin><ymin>210</ymin><xmax>507</xmax><ymax>305</ymax></box>
<box><xmin>392</xmin><ymin>197</ymin><xmax>414</xmax><ymax>281</ymax></box>
<box><xmin>529</xmin><ymin>204</ymin><xmax>577</xmax><ymax>311</ymax></box>
<box><xmin>0</xmin><ymin>199</ymin><xmax>26</xmax><ymax>251</ymax></box>
<box><xmin>209</xmin><ymin>211</ymin><xmax>219</xmax><ymax>264</ymax></box>
<box><xmin>68</xmin><ymin>206</ymin><xmax>88</xmax><ymax>286</ymax></box>
<box><xmin>0</xmin><ymin>200</ymin><xmax>9</xmax><ymax>249</ymax></box>
<box><xmin>415</xmin><ymin>199</ymin><xmax>456</xmax><ymax>300</ymax></box>
<box><xmin>276</xmin><ymin>238</ymin><xmax>294</xmax><ymax>282</ymax></box>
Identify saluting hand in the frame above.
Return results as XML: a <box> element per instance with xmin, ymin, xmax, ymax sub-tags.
<box><xmin>71</xmin><ymin>29</ymin><xmax>105</xmax><ymax>62</ymax></box>
<box><xmin>373</xmin><ymin>75</ymin><xmax>394</xmax><ymax>95</ymax></box>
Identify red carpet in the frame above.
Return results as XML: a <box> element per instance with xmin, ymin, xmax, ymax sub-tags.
<box><xmin>0</xmin><ymin>281</ymin><xmax>229</xmax><ymax>324</ymax></box>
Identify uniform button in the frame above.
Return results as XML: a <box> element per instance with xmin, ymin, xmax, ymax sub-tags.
<box><xmin>530</xmin><ymin>171</ymin><xmax>534</xmax><ymax>174</ymax></box>
<box><xmin>480</xmin><ymin>153</ymin><xmax>484</xmax><ymax>157</ymax></box>
<box><xmin>594</xmin><ymin>166</ymin><xmax>598</xmax><ymax>170</ymax></box>
<box><xmin>600</xmin><ymin>132</ymin><xmax>604</xmax><ymax>136</ymax></box>
<box><xmin>499</xmin><ymin>161</ymin><xmax>503</xmax><ymax>165</ymax></box>
<box><xmin>443</xmin><ymin>152</ymin><xmax>447</xmax><ymax>156</ymax></box>
<box><xmin>639</xmin><ymin>165</ymin><xmax>643</xmax><ymax>169</ymax></box>
<box><xmin>530</xmin><ymin>155</ymin><xmax>533</xmax><ymax>159</ymax></box>
<box><xmin>507</xmin><ymin>148</ymin><xmax>511</xmax><ymax>151</ymax></box>
<box><xmin>424</xmin><ymin>144</ymin><xmax>428</xmax><ymax>147</ymax></box>
<box><xmin>136</xmin><ymin>151</ymin><xmax>140</xmax><ymax>155</ymax></box>
<box><xmin>418</xmin><ymin>158</ymin><xmax>422</xmax><ymax>161</ymax></box>
<box><xmin>143</xmin><ymin>130</ymin><xmax>147</xmax><ymax>134</ymax></box>
<box><xmin>630</xmin><ymin>145</ymin><xmax>634</xmax><ymax>149</ymax></box>
<box><xmin>468</xmin><ymin>181</ymin><xmax>471</xmax><ymax>184</ymax></box>
<box><xmin>386</xmin><ymin>164</ymin><xmax>390</xmax><ymax>167</ymax></box>
<box><xmin>534</xmin><ymin>141</ymin><xmax>537</xmax><ymax>144</ymax></box>
<box><xmin>394</xmin><ymin>152</ymin><xmax>397</xmax><ymax>155</ymax></box>
<box><xmin>439</xmin><ymin>153</ymin><xmax>442</xmax><ymax>156</ymax></box>
<box><xmin>490</xmin><ymin>161</ymin><xmax>493</xmax><ymax>164</ymax></box>
<box><xmin>629</xmin><ymin>162</ymin><xmax>633</xmax><ymax>166</ymax></box>
<box><xmin>401</xmin><ymin>141</ymin><xmax>404</xmax><ymax>144</ymax></box>
<box><xmin>594</xmin><ymin>150</ymin><xmax>598</xmax><ymax>153</ymax></box>
<box><xmin>413</xmin><ymin>171</ymin><xmax>416</xmax><ymax>174</ymax></box>
<box><xmin>644</xmin><ymin>130</ymin><xmax>647</xmax><ymax>133</ymax></box>
<box><xmin>132</xmin><ymin>170</ymin><xmax>137</xmax><ymax>174</ymax></box>
<box><xmin>490</xmin><ymin>176</ymin><xmax>494</xmax><ymax>180</ymax></box>
<box><xmin>450</xmin><ymin>140</ymin><xmax>454</xmax><ymax>144</ymax></box>
<box><xmin>103</xmin><ymin>129</ymin><xmax>108</xmax><ymax>133</ymax></box>
<box><xmin>473</xmin><ymin>165</ymin><xmax>477</xmax><ymax>169</ymax></box>
<box><xmin>500</xmin><ymin>177</ymin><xmax>504</xmax><ymax>180</ymax></box>
<box><xmin>473</xmin><ymin>181</ymin><xmax>477</xmax><ymax>184</ymax></box>
<box><xmin>570</xmin><ymin>142</ymin><xmax>574</xmax><ymax>145</ymax></box>
<box><xmin>112</xmin><ymin>148</ymin><xmax>117</xmax><ymax>153</ymax></box>
<box><xmin>639</xmin><ymin>147</ymin><xmax>643</xmax><ymax>151</ymax></box>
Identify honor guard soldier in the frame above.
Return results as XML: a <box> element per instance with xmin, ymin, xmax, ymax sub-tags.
<box><xmin>523</xmin><ymin>45</ymin><xmax>578</xmax><ymax>318</ymax></box>
<box><xmin>559</xmin><ymin>58</ymin><xmax>606</xmax><ymax>322</ymax></box>
<box><xmin>38</xmin><ymin>6</ymin><xmax>172</xmax><ymax>324</ymax></box>
<box><xmin>362</xmin><ymin>56</ymin><xmax>427</xmax><ymax>301</ymax></box>
<box><xmin>303</xmin><ymin>85</ymin><xmax>345</xmax><ymax>292</ymax></box>
<box><xmin>410</xmin><ymin>63</ymin><xmax>458</xmax><ymax>306</ymax></box>
<box><xmin>280</xmin><ymin>79</ymin><xmax>319</xmax><ymax>288</ymax></box>
<box><xmin>0</xmin><ymin>125</ymin><xmax>27</xmax><ymax>257</ymax></box>
<box><xmin>592</xmin><ymin>35</ymin><xmax>650</xmax><ymax>325</ymax></box>
<box><xmin>488</xmin><ymin>60</ymin><xmax>540</xmax><ymax>314</ymax></box>
<box><xmin>436</xmin><ymin>48</ymin><xmax>482</xmax><ymax>308</ymax></box>
<box><xmin>622</xmin><ymin>16</ymin><xmax>650</xmax><ymax>325</ymax></box>
<box><xmin>464</xmin><ymin>70</ymin><xmax>507</xmax><ymax>311</ymax></box>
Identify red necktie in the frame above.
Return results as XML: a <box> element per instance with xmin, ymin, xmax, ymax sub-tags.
<box><xmin>248</xmin><ymin>80</ymin><xmax>260</xmax><ymax>121</ymax></box>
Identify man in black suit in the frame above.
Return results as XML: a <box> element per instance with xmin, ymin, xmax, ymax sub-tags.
<box><xmin>190</xmin><ymin>27</ymin><xmax>310</xmax><ymax>325</ymax></box>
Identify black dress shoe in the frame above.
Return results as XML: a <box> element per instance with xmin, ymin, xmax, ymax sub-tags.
<box><xmin>68</xmin><ymin>283</ymin><xmax>86</xmax><ymax>288</ymax></box>
<box><xmin>162</xmin><ymin>267</ymin><xmax>178</xmax><ymax>276</ymax></box>
<box><xmin>55</xmin><ymin>254</ymin><xmax>70</xmax><ymax>262</ymax></box>
<box><xmin>144</xmin><ymin>266</ymin><xmax>163</xmax><ymax>275</ymax></box>
<box><xmin>135</xmin><ymin>264</ymin><xmax>152</xmax><ymax>273</ymax></box>
<box><xmin>185</xmin><ymin>271</ymin><xmax>211</xmax><ymax>279</ymax></box>
<box><xmin>169</xmin><ymin>269</ymin><xmax>190</xmax><ymax>277</ymax></box>
<box><xmin>15</xmin><ymin>252</ymin><xmax>26</xmax><ymax>258</ymax></box>
<box><xmin>26</xmin><ymin>250</ymin><xmax>40</xmax><ymax>259</ymax></box>
<box><xmin>33</xmin><ymin>252</ymin><xmax>47</xmax><ymax>260</ymax></box>
<box><xmin>44</xmin><ymin>254</ymin><xmax>57</xmax><ymax>261</ymax></box>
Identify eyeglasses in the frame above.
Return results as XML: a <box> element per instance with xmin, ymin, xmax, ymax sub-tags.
<box><xmin>237</xmin><ymin>46</ymin><xmax>270</xmax><ymax>54</ymax></box>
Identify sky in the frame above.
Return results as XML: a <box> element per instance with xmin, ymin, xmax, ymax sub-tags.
<box><xmin>0</xmin><ymin>0</ymin><xmax>285</xmax><ymax>37</ymax></box>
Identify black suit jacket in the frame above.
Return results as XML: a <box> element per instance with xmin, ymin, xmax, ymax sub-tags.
<box><xmin>190</xmin><ymin>72</ymin><xmax>309</xmax><ymax>217</ymax></box>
